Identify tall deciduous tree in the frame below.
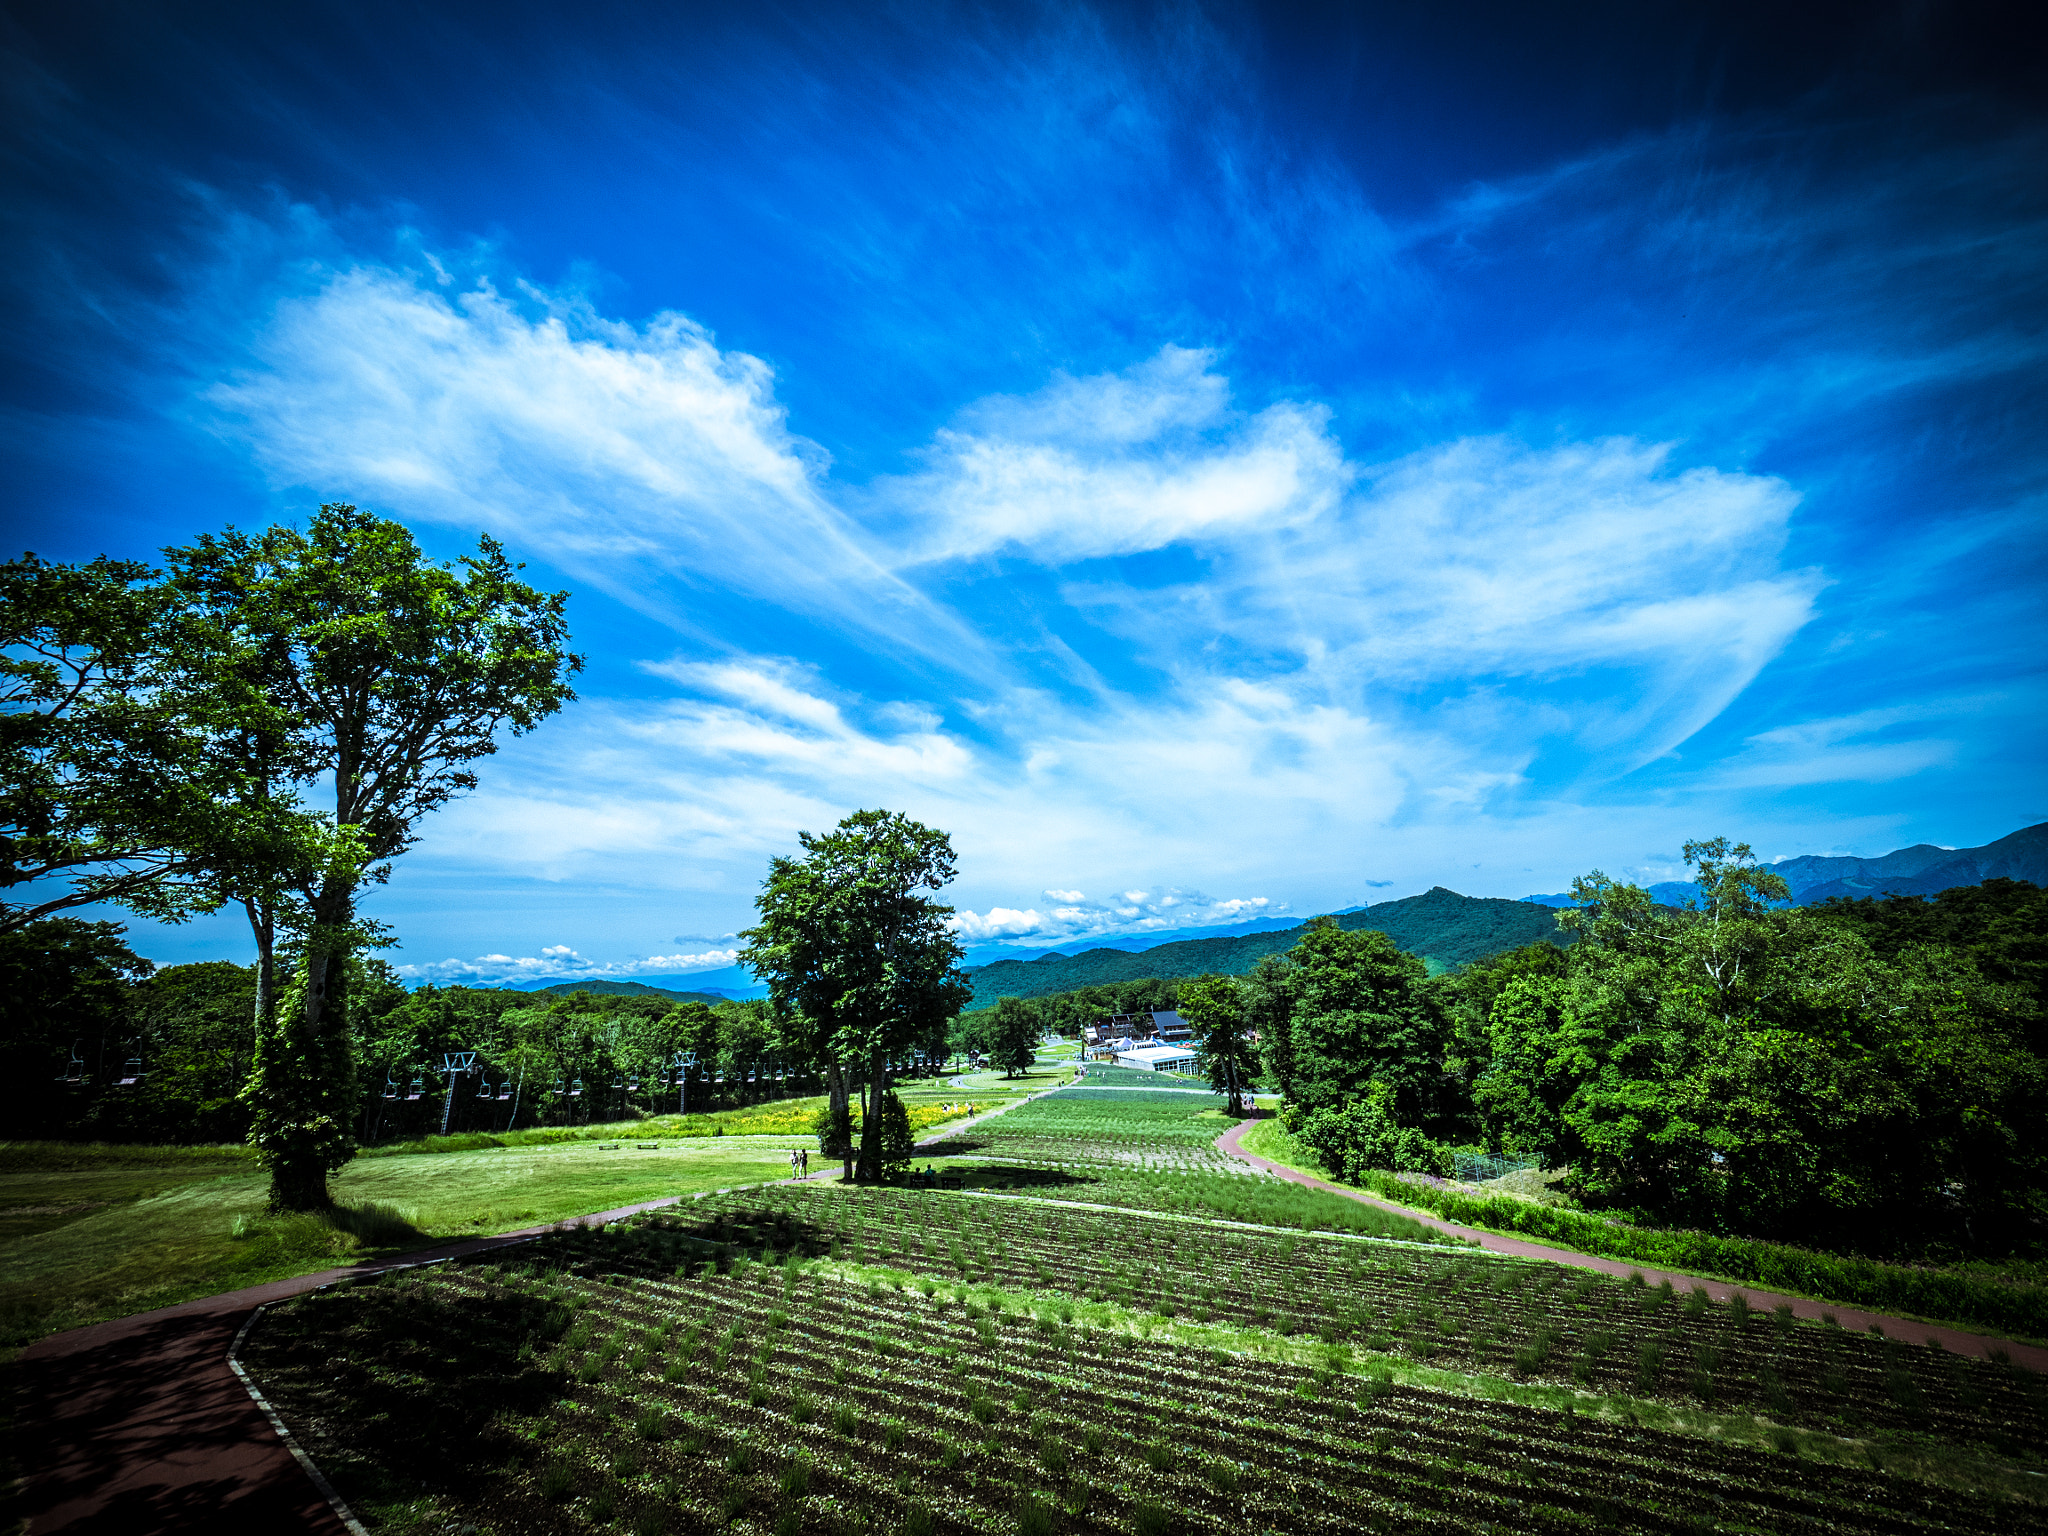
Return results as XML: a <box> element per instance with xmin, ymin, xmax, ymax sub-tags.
<box><xmin>163</xmin><ymin>505</ymin><xmax>580</xmax><ymax>1209</ymax></box>
<box><xmin>740</xmin><ymin>809</ymin><xmax>970</xmax><ymax>1183</ymax></box>
<box><xmin>1176</xmin><ymin>971</ymin><xmax>1256</xmax><ymax>1113</ymax></box>
<box><xmin>988</xmin><ymin>996</ymin><xmax>1039</xmax><ymax>1077</ymax></box>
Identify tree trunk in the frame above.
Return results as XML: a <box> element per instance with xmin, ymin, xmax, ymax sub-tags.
<box><xmin>826</xmin><ymin>1059</ymin><xmax>852</xmax><ymax>1181</ymax></box>
<box><xmin>252</xmin><ymin>884</ymin><xmax>359</xmax><ymax>1211</ymax></box>
<box><xmin>856</xmin><ymin>1046</ymin><xmax>887</xmax><ymax>1183</ymax></box>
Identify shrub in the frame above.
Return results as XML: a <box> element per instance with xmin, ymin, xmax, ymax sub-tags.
<box><xmin>540</xmin><ymin>1460</ymin><xmax>576</xmax><ymax>1500</ymax></box>
<box><xmin>1013</xmin><ymin>1491</ymin><xmax>1054</xmax><ymax>1536</ymax></box>
<box><xmin>779</xmin><ymin>1457</ymin><xmax>811</xmax><ymax>1498</ymax></box>
<box><xmin>1344</xmin><ymin>1166</ymin><xmax>2048</xmax><ymax>1337</ymax></box>
<box><xmin>1141</xmin><ymin>1439</ymin><xmax>1175</xmax><ymax>1473</ymax></box>
<box><xmin>834</xmin><ymin>1403</ymin><xmax>859</xmax><ymax>1435</ymax></box>
<box><xmin>1131</xmin><ymin>1500</ymin><xmax>1174</xmax><ymax>1536</ymax></box>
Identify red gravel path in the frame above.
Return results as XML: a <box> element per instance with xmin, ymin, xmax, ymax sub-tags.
<box><xmin>13</xmin><ymin>1186</ymin><xmax>788</xmax><ymax>1534</ymax></box>
<box><xmin>13</xmin><ymin>1098</ymin><xmax>1035</xmax><ymax>1534</ymax></box>
<box><xmin>1217</xmin><ymin>1117</ymin><xmax>2047</xmax><ymax>1372</ymax></box>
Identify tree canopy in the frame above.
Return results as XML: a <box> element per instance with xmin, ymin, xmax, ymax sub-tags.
<box><xmin>740</xmin><ymin>809</ymin><xmax>970</xmax><ymax>1181</ymax></box>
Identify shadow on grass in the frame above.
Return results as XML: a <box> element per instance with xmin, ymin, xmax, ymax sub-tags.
<box><xmin>319</xmin><ymin>1201</ymin><xmax>427</xmax><ymax>1247</ymax></box>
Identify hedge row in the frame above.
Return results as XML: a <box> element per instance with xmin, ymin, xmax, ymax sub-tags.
<box><xmin>1346</xmin><ymin>1169</ymin><xmax>2048</xmax><ymax>1341</ymax></box>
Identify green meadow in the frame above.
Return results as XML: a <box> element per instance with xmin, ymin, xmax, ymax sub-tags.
<box><xmin>0</xmin><ymin>1133</ymin><xmax>819</xmax><ymax>1349</ymax></box>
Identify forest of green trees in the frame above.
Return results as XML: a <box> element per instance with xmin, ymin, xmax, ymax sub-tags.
<box><xmin>0</xmin><ymin>918</ymin><xmax>963</xmax><ymax>1147</ymax></box>
<box><xmin>1177</xmin><ymin>846</ymin><xmax>2045</xmax><ymax>1264</ymax></box>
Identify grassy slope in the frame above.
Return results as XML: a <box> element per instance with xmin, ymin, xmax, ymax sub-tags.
<box><xmin>0</xmin><ymin>1134</ymin><xmax>818</xmax><ymax>1348</ymax></box>
<box><xmin>963</xmin><ymin>887</ymin><xmax>1564</xmax><ymax>1006</ymax></box>
<box><xmin>0</xmin><ymin>1087</ymin><xmax>998</xmax><ymax>1350</ymax></box>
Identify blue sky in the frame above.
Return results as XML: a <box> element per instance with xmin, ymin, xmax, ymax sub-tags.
<box><xmin>5</xmin><ymin>1</ymin><xmax>2044</xmax><ymax>985</ymax></box>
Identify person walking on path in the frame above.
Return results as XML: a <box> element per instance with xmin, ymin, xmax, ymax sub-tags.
<box><xmin>799</xmin><ymin>1148</ymin><xmax>808</xmax><ymax>1179</ymax></box>
<box><xmin>789</xmin><ymin>1148</ymin><xmax>800</xmax><ymax>1181</ymax></box>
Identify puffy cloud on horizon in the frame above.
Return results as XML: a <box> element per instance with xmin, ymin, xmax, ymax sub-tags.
<box><xmin>394</xmin><ymin>945</ymin><xmax>742</xmax><ymax>987</ymax></box>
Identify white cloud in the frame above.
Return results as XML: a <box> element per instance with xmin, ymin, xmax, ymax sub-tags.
<box><xmin>394</xmin><ymin>946</ymin><xmax>741</xmax><ymax>987</ymax></box>
<box><xmin>195</xmin><ymin>256</ymin><xmax>1837</xmax><ymax>961</ymax></box>
<box><xmin>210</xmin><ymin>258</ymin><xmax>985</xmax><ymax>668</ymax></box>
<box><xmin>1707</xmin><ymin>705</ymin><xmax>1960</xmax><ymax>788</ymax></box>
<box><xmin>888</xmin><ymin>346</ymin><xmax>1353</xmax><ymax>563</ymax></box>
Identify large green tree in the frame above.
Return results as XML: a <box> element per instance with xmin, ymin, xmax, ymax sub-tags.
<box><xmin>1285</xmin><ymin>918</ymin><xmax>1449</xmax><ymax>1125</ymax></box>
<box><xmin>163</xmin><ymin>505</ymin><xmax>580</xmax><ymax>1209</ymax></box>
<box><xmin>1176</xmin><ymin>971</ymin><xmax>1257</xmax><ymax>1113</ymax></box>
<box><xmin>987</xmin><ymin>996</ymin><xmax>1039</xmax><ymax>1077</ymax></box>
<box><xmin>740</xmin><ymin>809</ymin><xmax>970</xmax><ymax>1183</ymax></box>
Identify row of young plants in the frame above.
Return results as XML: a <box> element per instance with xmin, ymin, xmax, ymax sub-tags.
<box><xmin>668</xmin><ymin>1185</ymin><xmax>2046</xmax><ymax>1454</ymax></box>
<box><xmin>241</xmin><ymin>1225</ymin><xmax>2038</xmax><ymax>1536</ymax></box>
<box><xmin>1327</xmin><ymin>1164</ymin><xmax>2048</xmax><ymax>1341</ymax></box>
<box><xmin>921</xmin><ymin>1152</ymin><xmax>1450</xmax><ymax>1246</ymax></box>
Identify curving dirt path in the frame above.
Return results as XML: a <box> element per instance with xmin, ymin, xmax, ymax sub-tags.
<box><xmin>1217</xmin><ymin>1117</ymin><xmax>2047</xmax><ymax>1372</ymax></box>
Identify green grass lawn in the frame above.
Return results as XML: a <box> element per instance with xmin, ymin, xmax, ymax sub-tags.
<box><xmin>940</xmin><ymin>1064</ymin><xmax>1075</xmax><ymax>1094</ymax></box>
<box><xmin>0</xmin><ymin>1134</ymin><xmax>819</xmax><ymax>1350</ymax></box>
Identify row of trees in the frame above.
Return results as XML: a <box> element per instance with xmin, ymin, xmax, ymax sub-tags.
<box><xmin>1175</xmin><ymin>845</ymin><xmax>2046</xmax><ymax>1261</ymax></box>
<box><xmin>0</xmin><ymin>913</ymin><xmax>952</xmax><ymax>1147</ymax></box>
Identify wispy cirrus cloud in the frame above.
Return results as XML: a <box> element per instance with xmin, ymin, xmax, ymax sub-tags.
<box><xmin>207</xmin><ymin>257</ymin><xmax>989</xmax><ymax>672</ymax></box>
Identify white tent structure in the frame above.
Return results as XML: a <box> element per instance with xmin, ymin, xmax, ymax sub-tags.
<box><xmin>1112</xmin><ymin>1043</ymin><xmax>1201</xmax><ymax>1073</ymax></box>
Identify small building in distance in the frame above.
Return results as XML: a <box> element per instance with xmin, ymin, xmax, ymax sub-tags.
<box><xmin>1086</xmin><ymin>1009</ymin><xmax>1191</xmax><ymax>1060</ymax></box>
<box><xmin>1112</xmin><ymin>1042</ymin><xmax>1202</xmax><ymax>1073</ymax></box>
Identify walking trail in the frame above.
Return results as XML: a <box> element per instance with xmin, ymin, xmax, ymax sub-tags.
<box><xmin>1216</xmin><ymin>1116</ymin><xmax>2047</xmax><ymax>1372</ymax></box>
<box><xmin>13</xmin><ymin>1091</ymin><xmax>1057</xmax><ymax>1535</ymax></box>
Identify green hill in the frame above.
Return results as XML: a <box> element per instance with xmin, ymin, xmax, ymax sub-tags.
<box><xmin>962</xmin><ymin>887</ymin><xmax>1566</xmax><ymax>1008</ymax></box>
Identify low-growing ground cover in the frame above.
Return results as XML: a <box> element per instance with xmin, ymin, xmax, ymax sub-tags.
<box><xmin>0</xmin><ymin>1135</ymin><xmax>819</xmax><ymax>1348</ymax></box>
<box><xmin>913</xmin><ymin>1091</ymin><xmax>1444</xmax><ymax>1241</ymax></box>
<box><xmin>906</xmin><ymin>1161</ymin><xmax>1452</xmax><ymax>1245</ymax></box>
<box><xmin>237</xmin><ymin>1213</ymin><xmax>2047</xmax><ymax>1534</ymax></box>
<box><xmin>670</xmin><ymin>1186</ymin><xmax>2046</xmax><ymax>1456</ymax></box>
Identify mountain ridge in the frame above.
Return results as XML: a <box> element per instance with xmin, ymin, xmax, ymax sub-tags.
<box><xmin>1523</xmin><ymin>822</ymin><xmax>2047</xmax><ymax>908</ymax></box>
<box><xmin>960</xmin><ymin>886</ymin><xmax>1563</xmax><ymax>1009</ymax></box>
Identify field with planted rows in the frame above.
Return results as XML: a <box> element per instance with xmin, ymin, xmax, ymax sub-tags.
<box><xmin>676</xmin><ymin>1186</ymin><xmax>2046</xmax><ymax>1452</ymax></box>
<box><xmin>923</xmin><ymin>1091</ymin><xmax>1445</xmax><ymax>1242</ymax></box>
<box><xmin>242</xmin><ymin>1209</ymin><xmax>2046</xmax><ymax>1535</ymax></box>
<box><xmin>236</xmin><ymin>1085</ymin><xmax>2048</xmax><ymax>1533</ymax></box>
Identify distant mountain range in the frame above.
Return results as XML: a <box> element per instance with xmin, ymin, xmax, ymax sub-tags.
<box><xmin>482</xmin><ymin>823</ymin><xmax>2045</xmax><ymax>1012</ymax></box>
<box><xmin>960</xmin><ymin>887</ymin><xmax>1562</xmax><ymax>1010</ymax></box>
<box><xmin>493</xmin><ymin>978</ymin><xmax>738</xmax><ymax>1005</ymax></box>
<box><xmin>1521</xmin><ymin>822</ymin><xmax>2048</xmax><ymax>908</ymax></box>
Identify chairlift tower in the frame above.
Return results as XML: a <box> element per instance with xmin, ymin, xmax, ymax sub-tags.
<box><xmin>439</xmin><ymin>1050</ymin><xmax>478</xmax><ymax>1136</ymax></box>
<box><xmin>671</xmin><ymin>1050</ymin><xmax>698</xmax><ymax>1116</ymax></box>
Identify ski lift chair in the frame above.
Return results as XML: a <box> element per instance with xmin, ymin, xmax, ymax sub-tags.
<box><xmin>54</xmin><ymin>1041</ymin><xmax>86</xmax><ymax>1085</ymax></box>
<box><xmin>496</xmin><ymin>1078</ymin><xmax>515</xmax><ymax>1101</ymax></box>
<box><xmin>381</xmin><ymin>1070</ymin><xmax>400</xmax><ymax>1101</ymax></box>
<box><xmin>568</xmin><ymin>1078</ymin><xmax>584</xmax><ymax>1098</ymax></box>
<box><xmin>405</xmin><ymin>1075</ymin><xmax>425</xmax><ymax>1101</ymax></box>
<box><xmin>116</xmin><ymin>1057</ymin><xmax>145</xmax><ymax>1087</ymax></box>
